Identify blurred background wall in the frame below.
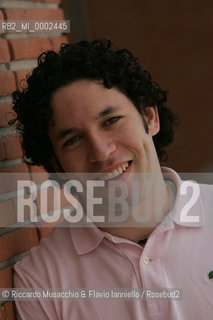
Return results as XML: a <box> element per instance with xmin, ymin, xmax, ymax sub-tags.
<box><xmin>63</xmin><ymin>0</ymin><xmax>213</xmax><ymax>172</ymax></box>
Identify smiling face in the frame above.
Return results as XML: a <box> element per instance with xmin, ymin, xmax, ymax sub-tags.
<box><xmin>48</xmin><ymin>79</ymin><xmax>161</xmax><ymax>179</ymax></box>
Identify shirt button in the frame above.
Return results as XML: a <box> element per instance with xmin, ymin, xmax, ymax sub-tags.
<box><xmin>143</xmin><ymin>256</ymin><xmax>150</xmax><ymax>265</ymax></box>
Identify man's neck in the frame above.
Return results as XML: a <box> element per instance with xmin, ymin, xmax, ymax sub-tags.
<box><xmin>81</xmin><ymin>172</ymin><xmax>174</xmax><ymax>243</ymax></box>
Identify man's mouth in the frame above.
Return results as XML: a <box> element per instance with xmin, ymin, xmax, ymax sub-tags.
<box><xmin>96</xmin><ymin>161</ymin><xmax>132</xmax><ymax>181</ymax></box>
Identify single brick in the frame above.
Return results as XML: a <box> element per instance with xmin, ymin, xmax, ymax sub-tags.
<box><xmin>0</xmin><ymin>163</ymin><xmax>29</xmax><ymax>173</ymax></box>
<box><xmin>0</xmin><ymin>10</ymin><xmax>5</xmax><ymax>21</ymax></box>
<box><xmin>9</xmin><ymin>38</ymin><xmax>52</xmax><ymax>61</ymax></box>
<box><xmin>0</xmin><ymin>39</ymin><xmax>11</xmax><ymax>62</ymax></box>
<box><xmin>2</xmin><ymin>135</ymin><xmax>23</xmax><ymax>160</ymax></box>
<box><xmin>0</xmin><ymin>103</ymin><xmax>14</xmax><ymax>127</ymax></box>
<box><xmin>2</xmin><ymin>9</ymin><xmax>25</xmax><ymax>20</ymax></box>
<box><xmin>0</xmin><ymin>71</ymin><xmax>16</xmax><ymax>95</ymax></box>
<box><xmin>0</xmin><ymin>227</ymin><xmax>39</xmax><ymax>262</ymax></box>
<box><xmin>0</xmin><ymin>266</ymin><xmax>13</xmax><ymax>294</ymax></box>
<box><xmin>30</xmin><ymin>165</ymin><xmax>47</xmax><ymax>173</ymax></box>
<box><xmin>0</xmin><ymin>9</ymin><xmax>6</xmax><ymax>36</ymax></box>
<box><xmin>0</xmin><ymin>137</ymin><xmax>6</xmax><ymax>160</ymax></box>
<box><xmin>0</xmin><ymin>169</ymin><xmax>31</xmax><ymax>194</ymax></box>
<box><xmin>26</xmin><ymin>8</ymin><xmax>64</xmax><ymax>20</ymax></box>
<box><xmin>0</xmin><ymin>200</ymin><xmax>16</xmax><ymax>228</ymax></box>
<box><xmin>0</xmin><ymin>136</ymin><xmax>22</xmax><ymax>161</ymax></box>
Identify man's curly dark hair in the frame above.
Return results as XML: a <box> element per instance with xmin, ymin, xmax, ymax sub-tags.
<box><xmin>10</xmin><ymin>39</ymin><xmax>178</xmax><ymax>173</ymax></box>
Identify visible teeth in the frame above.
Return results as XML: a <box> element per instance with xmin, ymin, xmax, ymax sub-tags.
<box><xmin>112</xmin><ymin>169</ymin><xmax>118</xmax><ymax>176</ymax></box>
<box><xmin>98</xmin><ymin>161</ymin><xmax>130</xmax><ymax>181</ymax></box>
<box><xmin>107</xmin><ymin>172</ymin><xmax>113</xmax><ymax>179</ymax></box>
<box><xmin>118</xmin><ymin>167</ymin><xmax>122</xmax><ymax>174</ymax></box>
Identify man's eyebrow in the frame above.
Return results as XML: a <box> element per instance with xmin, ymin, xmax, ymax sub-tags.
<box><xmin>95</xmin><ymin>106</ymin><xmax>120</xmax><ymax>120</ymax></box>
<box><xmin>57</xmin><ymin>128</ymin><xmax>77</xmax><ymax>140</ymax></box>
<box><xmin>57</xmin><ymin>107</ymin><xmax>120</xmax><ymax>140</ymax></box>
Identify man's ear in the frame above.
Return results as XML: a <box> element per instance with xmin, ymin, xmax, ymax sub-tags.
<box><xmin>143</xmin><ymin>106</ymin><xmax>160</xmax><ymax>136</ymax></box>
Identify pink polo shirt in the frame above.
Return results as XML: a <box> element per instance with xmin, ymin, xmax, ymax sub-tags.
<box><xmin>14</xmin><ymin>168</ymin><xmax>213</xmax><ymax>319</ymax></box>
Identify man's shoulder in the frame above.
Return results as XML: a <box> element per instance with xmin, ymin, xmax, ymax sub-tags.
<box><xmin>14</xmin><ymin>223</ymin><xmax>73</xmax><ymax>281</ymax></box>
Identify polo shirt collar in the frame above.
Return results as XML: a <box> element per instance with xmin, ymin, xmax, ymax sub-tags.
<box><xmin>70</xmin><ymin>167</ymin><xmax>204</xmax><ymax>255</ymax></box>
<box><xmin>69</xmin><ymin>218</ymin><xmax>105</xmax><ymax>255</ymax></box>
<box><xmin>162</xmin><ymin>167</ymin><xmax>204</xmax><ymax>228</ymax></box>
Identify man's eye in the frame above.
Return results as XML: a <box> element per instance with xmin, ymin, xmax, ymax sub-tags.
<box><xmin>105</xmin><ymin>116</ymin><xmax>122</xmax><ymax>126</ymax></box>
<box><xmin>63</xmin><ymin>136</ymin><xmax>80</xmax><ymax>147</ymax></box>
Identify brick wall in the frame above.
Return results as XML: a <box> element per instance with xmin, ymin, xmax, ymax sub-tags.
<box><xmin>0</xmin><ymin>1</ymin><xmax>68</xmax><ymax>318</ymax></box>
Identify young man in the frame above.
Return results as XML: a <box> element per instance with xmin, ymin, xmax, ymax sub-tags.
<box><xmin>12</xmin><ymin>39</ymin><xmax>213</xmax><ymax>319</ymax></box>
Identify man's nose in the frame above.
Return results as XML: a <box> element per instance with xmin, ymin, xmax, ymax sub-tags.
<box><xmin>87</xmin><ymin>132</ymin><xmax>116</xmax><ymax>163</ymax></box>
